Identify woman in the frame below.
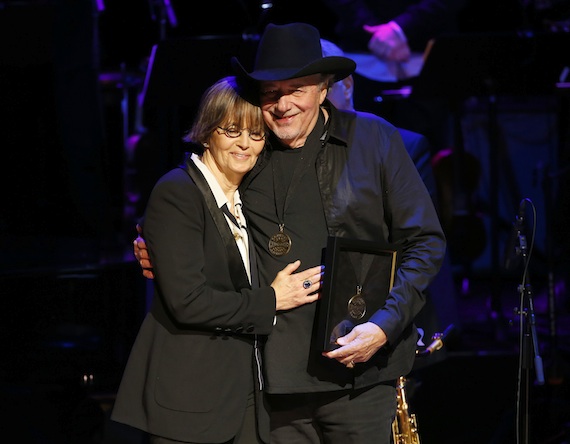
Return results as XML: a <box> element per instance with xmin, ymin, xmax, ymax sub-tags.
<box><xmin>111</xmin><ymin>76</ymin><xmax>322</xmax><ymax>444</ymax></box>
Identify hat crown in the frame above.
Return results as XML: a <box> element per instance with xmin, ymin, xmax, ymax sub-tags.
<box><xmin>254</xmin><ymin>23</ymin><xmax>323</xmax><ymax>72</ymax></box>
<box><xmin>230</xmin><ymin>22</ymin><xmax>356</xmax><ymax>83</ymax></box>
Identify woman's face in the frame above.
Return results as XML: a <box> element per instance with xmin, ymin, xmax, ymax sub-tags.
<box><xmin>202</xmin><ymin>124</ymin><xmax>265</xmax><ymax>183</ymax></box>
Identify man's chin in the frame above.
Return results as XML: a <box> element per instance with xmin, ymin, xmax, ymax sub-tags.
<box><xmin>272</xmin><ymin>129</ymin><xmax>300</xmax><ymax>146</ymax></box>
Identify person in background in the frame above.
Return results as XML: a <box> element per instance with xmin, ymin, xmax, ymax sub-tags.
<box><xmin>111</xmin><ymin>76</ymin><xmax>323</xmax><ymax>444</ymax></box>
<box><xmin>323</xmin><ymin>0</ymin><xmax>456</xmax><ymax>65</ymax></box>
<box><xmin>322</xmin><ymin>0</ymin><xmax>460</xmax><ymax>155</ymax></box>
<box><xmin>134</xmin><ymin>22</ymin><xmax>445</xmax><ymax>444</ymax></box>
<box><xmin>319</xmin><ymin>38</ymin><xmax>437</xmax><ymax>195</ymax></box>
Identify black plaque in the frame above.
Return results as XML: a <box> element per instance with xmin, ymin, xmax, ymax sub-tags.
<box><xmin>315</xmin><ymin>236</ymin><xmax>400</xmax><ymax>351</ymax></box>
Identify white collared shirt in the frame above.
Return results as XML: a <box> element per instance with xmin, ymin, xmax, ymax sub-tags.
<box><xmin>191</xmin><ymin>154</ymin><xmax>251</xmax><ymax>283</ymax></box>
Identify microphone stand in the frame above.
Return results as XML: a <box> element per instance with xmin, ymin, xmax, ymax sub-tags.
<box><xmin>514</xmin><ymin>199</ymin><xmax>544</xmax><ymax>444</ymax></box>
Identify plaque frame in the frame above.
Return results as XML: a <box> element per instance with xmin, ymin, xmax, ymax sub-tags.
<box><xmin>315</xmin><ymin>236</ymin><xmax>401</xmax><ymax>351</ymax></box>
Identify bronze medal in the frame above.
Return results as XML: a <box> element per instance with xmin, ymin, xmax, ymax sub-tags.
<box><xmin>269</xmin><ymin>231</ymin><xmax>292</xmax><ymax>256</ymax></box>
<box><xmin>348</xmin><ymin>294</ymin><xmax>366</xmax><ymax>320</ymax></box>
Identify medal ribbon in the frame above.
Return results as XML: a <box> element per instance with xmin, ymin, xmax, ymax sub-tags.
<box><xmin>348</xmin><ymin>252</ymin><xmax>375</xmax><ymax>298</ymax></box>
<box><xmin>270</xmin><ymin>111</ymin><xmax>326</xmax><ymax>237</ymax></box>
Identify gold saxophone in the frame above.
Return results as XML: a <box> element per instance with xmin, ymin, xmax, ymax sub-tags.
<box><xmin>392</xmin><ymin>324</ymin><xmax>454</xmax><ymax>444</ymax></box>
<box><xmin>392</xmin><ymin>375</ymin><xmax>420</xmax><ymax>444</ymax></box>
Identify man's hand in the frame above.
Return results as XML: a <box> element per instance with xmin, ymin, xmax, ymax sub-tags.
<box><xmin>322</xmin><ymin>322</ymin><xmax>387</xmax><ymax>368</ymax></box>
<box><xmin>364</xmin><ymin>22</ymin><xmax>411</xmax><ymax>62</ymax></box>
<box><xmin>134</xmin><ymin>224</ymin><xmax>154</xmax><ymax>279</ymax></box>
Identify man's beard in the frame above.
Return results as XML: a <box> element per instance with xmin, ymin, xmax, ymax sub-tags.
<box><xmin>270</xmin><ymin>126</ymin><xmax>303</xmax><ymax>148</ymax></box>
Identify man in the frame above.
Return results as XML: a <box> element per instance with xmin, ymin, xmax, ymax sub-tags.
<box><xmin>230</xmin><ymin>23</ymin><xmax>446</xmax><ymax>443</ymax></box>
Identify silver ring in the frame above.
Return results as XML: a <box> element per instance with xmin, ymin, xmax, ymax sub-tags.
<box><xmin>302</xmin><ymin>280</ymin><xmax>312</xmax><ymax>289</ymax></box>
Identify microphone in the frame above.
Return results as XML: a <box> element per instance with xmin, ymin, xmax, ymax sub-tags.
<box><xmin>416</xmin><ymin>324</ymin><xmax>454</xmax><ymax>357</ymax></box>
<box><xmin>503</xmin><ymin>199</ymin><xmax>527</xmax><ymax>270</ymax></box>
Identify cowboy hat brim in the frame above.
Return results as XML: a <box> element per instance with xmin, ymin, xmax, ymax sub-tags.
<box><xmin>231</xmin><ymin>56</ymin><xmax>356</xmax><ymax>83</ymax></box>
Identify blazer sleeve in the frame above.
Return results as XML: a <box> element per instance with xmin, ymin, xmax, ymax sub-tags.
<box><xmin>144</xmin><ymin>168</ymin><xmax>276</xmax><ymax>335</ymax></box>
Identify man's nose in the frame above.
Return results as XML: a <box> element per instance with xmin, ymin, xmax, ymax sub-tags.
<box><xmin>275</xmin><ymin>93</ymin><xmax>292</xmax><ymax>110</ymax></box>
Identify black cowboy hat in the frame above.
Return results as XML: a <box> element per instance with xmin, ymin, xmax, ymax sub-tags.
<box><xmin>231</xmin><ymin>22</ymin><xmax>356</xmax><ymax>82</ymax></box>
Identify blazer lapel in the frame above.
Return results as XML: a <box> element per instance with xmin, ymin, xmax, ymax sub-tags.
<box><xmin>182</xmin><ymin>159</ymin><xmax>251</xmax><ymax>291</ymax></box>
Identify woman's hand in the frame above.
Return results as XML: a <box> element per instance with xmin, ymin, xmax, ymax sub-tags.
<box><xmin>271</xmin><ymin>260</ymin><xmax>323</xmax><ymax>311</ymax></box>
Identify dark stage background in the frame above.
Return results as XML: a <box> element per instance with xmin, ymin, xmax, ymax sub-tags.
<box><xmin>1</xmin><ymin>1</ymin><xmax>570</xmax><ymax>443</ymax></box>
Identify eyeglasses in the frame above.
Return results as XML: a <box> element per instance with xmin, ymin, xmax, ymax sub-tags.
<box><xmin>216</xmin><ymin>126</ymin><xmax>266</xmax><ymax>142</ymax></box>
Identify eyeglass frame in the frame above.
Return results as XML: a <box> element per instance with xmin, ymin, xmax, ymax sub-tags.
<box><xmin>216</xmin><ymin>126</ymin><xmax>266</xmax><ymax>142</ymax></box>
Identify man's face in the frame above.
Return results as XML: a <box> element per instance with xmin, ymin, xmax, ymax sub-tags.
<box><xmin>258</xmin><ymin>74</ymin><xmax>328</xmax><ymax>148</ymax></box>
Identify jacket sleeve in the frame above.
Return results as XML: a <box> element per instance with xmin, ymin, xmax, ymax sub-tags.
<box><xmin>144</xmin><ymin>168</ymin><xmax>276</xmax><ymax>334</ymax></box>
<box><xmin>367</xmin><ymin>122</ymin><xmax>446</xmax><ymax>343</ymax></box>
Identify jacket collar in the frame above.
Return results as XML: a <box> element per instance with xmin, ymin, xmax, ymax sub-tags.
<box><xmin>321</xmin><ymin>100</ymin><xmax>355</xmax><ymax>147</ymax></box>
